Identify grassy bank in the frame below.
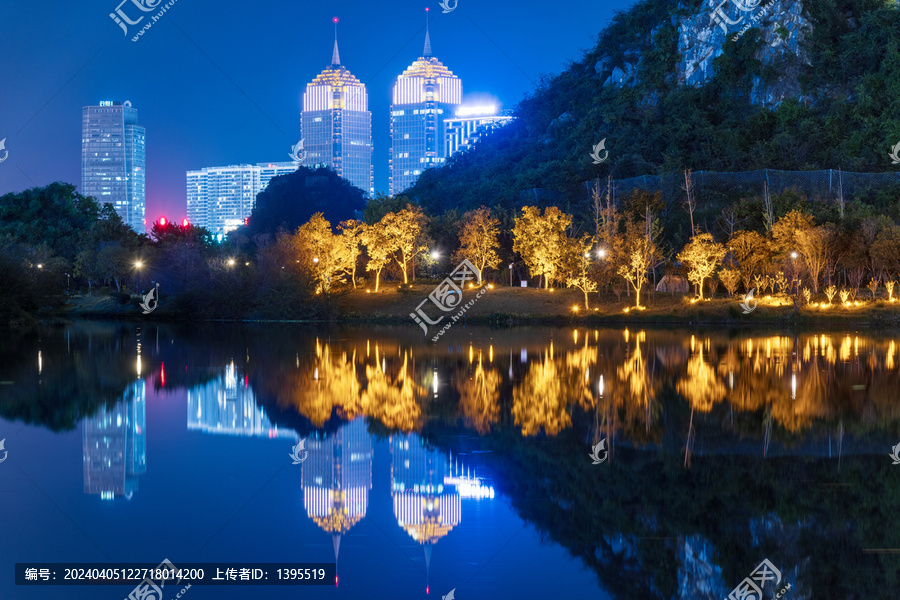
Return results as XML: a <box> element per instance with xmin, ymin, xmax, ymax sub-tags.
<box><xmin>48</xmin><ymin>284</ymin><xmax>900</xmax><ymax>329</ymax></box>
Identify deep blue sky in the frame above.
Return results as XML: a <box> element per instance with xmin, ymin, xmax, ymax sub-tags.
<box><xmin>0</xmin><ymin>0</ymin><xmax>636</xmax><ymax>222</ymax></box>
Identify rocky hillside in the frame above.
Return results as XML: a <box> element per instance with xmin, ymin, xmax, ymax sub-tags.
<box><xmin>408</xmin><ymin>0</ymin><xmax>900</xmax><ymax>223</ymax></box>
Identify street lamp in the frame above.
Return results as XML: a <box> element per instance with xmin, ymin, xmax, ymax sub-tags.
<box><xmin>227</xmin><ymin>258</ymin><xmax>235</xmax><ymax>266</ymax></box>
<box><xmin>313</xmin><ymin>257</ymin><xmax>319</xmax><ymax>264</ymax></box>
<box><xmin>597</xmin><ymin>249</ymin><xmax>607</xmax><ymax>259</ymax></box>
<box><xmin>36</xmin><ymin>263</ymin><xmax>43</xmax><ymax>269</ymax></box>
<box><xmin>790</xmin><ymin>251</ymin><xmax>798</xmax><ymax>259</ymax></box>
<box><xmin>135</xmin><ymin>261</ymin><xmax>143</xmax><ymax>268</ymax></box>
<box><xmin>65</xmin><ymin>272</ymin><xmax>70</xmax><ymax>294</ymax></box>
<box><xmin>509</xmin><ymin>263</ymin><xmax>514</xmax><ymax>287</ymax></box>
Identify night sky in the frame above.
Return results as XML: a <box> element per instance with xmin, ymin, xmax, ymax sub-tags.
<box><xmin>0</xmin><ymin>0</ymin><xmax>637</xmax><ymax>222</ymax></box>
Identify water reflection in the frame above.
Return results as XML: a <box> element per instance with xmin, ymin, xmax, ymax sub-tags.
<box><xmin>82</xmin><ymin>380</ymin><xmax>146</xmax><ymax>500</ymax></box>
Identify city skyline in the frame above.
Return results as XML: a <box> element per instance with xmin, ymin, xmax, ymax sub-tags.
<box><xmin>0</xmin><ymin>1</ymin><xmax>623</xmax><ymax>221</ymax></box>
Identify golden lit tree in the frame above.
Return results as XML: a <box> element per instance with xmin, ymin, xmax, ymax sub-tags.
<box><xmin>381</xmin><ymin>205</ymin><xmax>428</xmax><ymax>284</ymax></box>
<box><xmin>565</xmin><ymin>235</ymin><xmax>598</xmax><ymax>310</ymax></box>
<box><xmin>677</xmin><ymin>233</ymin><xmax>727</xmax><ymax>300</ymax></box>
<box><xmin>455</xmin><ymin>206</ymin><xmax>501</xmax><ymax>284</ymax></box>
<box><xmin>360</xmin><ymin>221</ymin><xmax>392</xmax><ymax>292</ymax></box>
<box><xmin>617</xmin><ymin>219</ymin><xmax>657</xmax><ymax>308</ymax></box>
<box><xmin>794</xmin><ymin>223</ymin><xmax>835</xmax><ymax>293</ymax></box>
<box><xmin>336</xmin><ymin>219</ymin><xmax>364</xmax><ymax>289</ymax></box>
<box><xmin>513</xmin><ymin>206</ymin><xmax>573</xmax><ymax>288</ymax></box>
<box><xmin>770</xmin><ymin>209</ymin><xmax>814</xmax><ymax>258</ymax></box>
<box><xmin>360</xmin><ymin>349</ymin><xmax>424</xmax><ymax>432</ymax></box>
<box><xmin>728</xmin><ymin>230</ymin><xmax>769</xmax><ymax>291</ymax></box>
<box><xmin>292</xmin><ymin>213</ymin><xmax>342</xmax><ymax>293</ymax></box>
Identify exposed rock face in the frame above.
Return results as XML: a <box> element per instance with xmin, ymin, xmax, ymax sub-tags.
<box><xmin>677</xmin><ymin>0</ymin><xmax>812</xmax><ymax>106</ymax></box>
<box><xmin>596</xmin><ymin>0</ymin><xmax>814</xmax><ymax>108</ymax></box>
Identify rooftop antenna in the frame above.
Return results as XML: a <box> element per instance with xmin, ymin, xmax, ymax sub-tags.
<box><xmin>331</xmin><ymin>17</ymin><xmax>340</xmax><ymax>66</ymax></box>
<box><xmin>423</xmin><ymin>8</ymin><xmax>432</xmax><ymax>57</ymax></box>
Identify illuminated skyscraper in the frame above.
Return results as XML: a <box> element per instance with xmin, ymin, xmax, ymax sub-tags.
<box><xmin>300</xmin><ymin>19</ymin><xmax>373</xmax><ymax>196</ymax></box>
<box><xmin>81</xmin><ymin>101</ymin><xmax>145</xmax><ymax>233</ymax></box>
<box><xmin>389</xmin><ymin>14</ymin><xmax>462</xmax><ymax>195</ymax></box>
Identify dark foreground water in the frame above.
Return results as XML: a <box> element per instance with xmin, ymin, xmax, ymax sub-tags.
<box><xmin>1</xmin><ymin>321</ymin><xmax>899</xmax><ymax>600</ymax></box>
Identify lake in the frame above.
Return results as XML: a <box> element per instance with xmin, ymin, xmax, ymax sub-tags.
<box><xmin>1</xmin><ymin>321</ymin><xmax>898</xmax><ymax>599</ymax></box>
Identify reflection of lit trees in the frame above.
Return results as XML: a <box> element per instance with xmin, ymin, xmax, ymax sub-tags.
<box><xmin>512</xmin><ymin>339</ymin><xmax>596</xmax><ymax>437</ymax></box>
<box><xmin>613</xmin><ymin>331</ymin><xmax>661</xmax><ymax>437</ymax></box>
<box><xmin>677</xmin><ymin>350</ymin><xmax>726</xmax><ymax>413</ymax></box>
<box><xmin>276</xmin><ymin>340</ymin><xmax>361</xmax><ymax>427</ymax></box>
<box><xmin>457</xmin><ymin>355</ymin><xmax>501</xmax><ymax>434</ymax></box>
<box><xmin>361</xmin><ymin>349</ymin><xmax>424</xmax><ymax>432</ymax></box>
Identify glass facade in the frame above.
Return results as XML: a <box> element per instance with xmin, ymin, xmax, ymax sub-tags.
<box><xmin>81</xmin><ymin>101</ymin><xmax>145</xmax><ymax>233</ymax></box>
<box><xmin>301</xmin><ymin>52</ymin><xmax>373</xmax><ymax>196</ymax></box>
<box><xmin>390</xmin><ymin>56</ymin><xmax>462</xmax><ymax>196</ymax></box>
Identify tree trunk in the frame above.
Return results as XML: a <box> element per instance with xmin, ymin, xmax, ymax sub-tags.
<box><xmin>375</xmin><ymin>269</ymin><xmax>381</xmax><ymax>292</ymax></box>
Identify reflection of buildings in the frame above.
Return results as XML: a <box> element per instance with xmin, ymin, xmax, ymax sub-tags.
<box><xmin>82</xmin><ymin>380</ymin><xmax>147</xmax><ymax>500</ymax></box>
<box><xmin>187</xmin><ymin>362</ymin><xmax>295</xmax><ymax>438</ymax></box>
<box><xmin>392</xmin><ymin>434</ymin><xmax>496</xmax><ymax>593</ymax></box>
<box><xmin>302</xmin><ymin>419</ymin><xmax>373</xmax><ymax>582</ymax></box>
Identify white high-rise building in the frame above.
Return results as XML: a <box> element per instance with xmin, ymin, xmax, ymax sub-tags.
<box><xmin>81</xmin><ymin>101</ymin><xmax>145</xmax><ymax>233</ymax></box>
<box><xmin>186</xmin><ymin>162</ymin><xmax>298</xmax><ymax>237</ymax></box>
<box><xmin>390</xmin><ymin>18</ymin><xmax>462</xmax><ymax>196</ymax></box>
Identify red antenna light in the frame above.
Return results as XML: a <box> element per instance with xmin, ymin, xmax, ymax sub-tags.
<box><xmin>182</xmin><ymin>218</ymin><xmax>189</xmax><ymax>227</ymax></box>
<box><xmin>159</xmin><ymin>217</ymin><xmax>167</xmax><ymax>226</ymax></box>
<box><xmin>425</xmin><ymin>6</ymin><xmax>429</xmax><ymax>11</ymax></box>
<box><xmin>333</xmin><ymin>17</ymin><xmax>339</xmax><ymax>23</ymax></box>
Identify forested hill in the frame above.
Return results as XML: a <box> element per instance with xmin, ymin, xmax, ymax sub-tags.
<box><xmin>407</xmin><ymin>0</ymin><xmax>900</xmax><ymax>218</ymax></box>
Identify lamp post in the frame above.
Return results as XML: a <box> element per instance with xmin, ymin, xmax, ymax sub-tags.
<box><xmin>65</xmin><ymin>272</ymin><xmax>70</xmax><ymax>294</ymax></box>
<box><xmin>509</xmin><ymin>263</ymin><xmax>514</xmax><ymax>287</ymax></box>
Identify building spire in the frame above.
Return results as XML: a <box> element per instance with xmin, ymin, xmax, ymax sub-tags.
<box><xmin>332</xmin><ymin>17</ymin><xmax>341</xmax><ymax>66</ymax></box>
<box><xmin>423</xmin><ymin>8</ymin><xmax>432</xmax><ymax>57</ymax></box>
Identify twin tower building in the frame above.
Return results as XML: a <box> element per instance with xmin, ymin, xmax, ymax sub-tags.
<box><xmin>302</xmin><ymin>18</ymin><xmax>463</xmax><ymax>197</ymax></box>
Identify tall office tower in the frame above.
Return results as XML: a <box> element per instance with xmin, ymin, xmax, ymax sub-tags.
<box><xmin>81</xmin><ymin>101</ymin><xmax>145</xmax><ymax>233</ymax></box>
<box><xmin>300</xmin><ymin>19</ymin><xmax>373</xmax><ymax>196</ymax></box>
<box><xmin>444</xmin><ymin>107</ymin><xmax>515</xmax><ymax>159</ymax></box>
<box><xmin>186</xmin><ymin>162</ymin><xmax>298</xmax><ymax>238</ymax></box>
<box><xmin>389</xmin><ymin>14</ymin><xmax>462</xmax><ymax>196</ymax></box>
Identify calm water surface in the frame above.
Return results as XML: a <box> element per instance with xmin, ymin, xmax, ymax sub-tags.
<box><xmin>2</xmin><ymin>322</ymin><xmax>899</xmax><ymax>599</ymax></box>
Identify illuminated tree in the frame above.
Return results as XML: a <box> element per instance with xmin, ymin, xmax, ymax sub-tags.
<box><xmin>513</xmin><ymin>206</ymin><xmax>573</xmax><ymax>288</ymax></box>
<box><xmin>336</xmin><ymin>219</ymin><xmax>364</xmax><ymax>289</ymax></box>
<box><xmin>677</xmin><ymin>233</ymin><xmax>727</xmax><ymax>300</ymax></box>
<box><xmin>617</xmin><ymin>219</ymin><xmax>657</xmax><ymax>308</ymax></box>
<box><xmin>360</xmin><ymin>221</ymin><xmax>392</xmax><ymax>292</ymax></box>
<box><xmin>292</xmin><ymin>213</ymin><xmax>342</xmax><ymax>293</ymax></box>
<box><xmin>719</xmin><ymin>267</ymin><xmax>742</xmax><ymax>297</ymax></box>
<box><xmin>565</xmin><ymin>235</ymin><xmax>598</xmax><ymax>310</ymax></box>
<box><xmin>455</xmin><ymin>206</ymin><xmax>501</xmax><ymax>284</ymax></box>
<box><xmin>795</xmin><ymin>223</ymin><xmax>835</xmax><ymax>293</ymax></box>
<box><xmin>728</xmin><ymin>230</ymin><xmax>769</xmax><ymax>291</ymax></box>
<box><xmin>381</xmin><ymin>205</ymin><xmax>428</xmax><ymax>284</ymax></box>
